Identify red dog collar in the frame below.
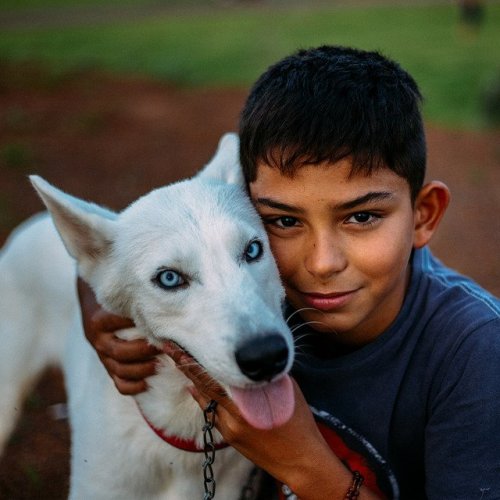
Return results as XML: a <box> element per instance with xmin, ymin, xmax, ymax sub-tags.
<box><xmin>138</xmin><ymin>404</ymin><xmax>229</xmax><ymax>453</ymax></box>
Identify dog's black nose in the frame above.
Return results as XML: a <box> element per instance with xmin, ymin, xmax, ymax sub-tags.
<box><xmin>235</xmin><ymin>334</ymin><xmax>289</xmax><ymax>381</ymax></box>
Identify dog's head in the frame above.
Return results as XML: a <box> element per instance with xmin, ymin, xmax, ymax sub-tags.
<box><xmin>31</xmin><ymin>133</ymin><xmax>295</xmax><ymax>429</ymax></box>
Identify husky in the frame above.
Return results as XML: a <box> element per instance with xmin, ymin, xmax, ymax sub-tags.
<box><xmin>0</xmin><ymin>133</ymin><xmax>295</xmax><ymax>499</ymax></box>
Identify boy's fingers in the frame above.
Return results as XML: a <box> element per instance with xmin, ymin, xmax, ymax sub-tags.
<box><xmin>89</xmin><ymin>308</ymin><xmax>135</xmax><ymax>334</ymax></box>
<box><xmin>187</xmin><ymin>385</ymin><xmax>211</xmax><ymax>411</ymax></box>
<box><xmin>101</xmin><ymin>355</ymin><xmax>157</xmax><ymax>381</ymax></box>
<box><xmin>163</xmin><ymin>341</ymin><xmax>229</xmax><ymax>402</ymax></box>
<box><xmin>111</xmin><ymin>376</ymin><xmax>149</xmax><ymax>396</ymax></box>
<box><xmin>162</xmin><ymin>340</ymin><xmax>188</xmax><ymax>363</ymax></box>
<box><xmin>95</xmin><ymin>331</ymin><xmax>160</xmax><ymax>362</ymax></box>
<box><xmin>105</xmin><ymin>336</ymin><xmax>161</xmax><ymax>362</ymax></box>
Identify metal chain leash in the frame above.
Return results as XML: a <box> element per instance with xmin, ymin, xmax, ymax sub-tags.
<box><xmin>202</xmin><ymin>400</ymin><xmax>218</xmax><ymax>500</ymax></box>
<box><xmin>201</xmin><ymin>400</ymin><xmax>259</xmax><ymax>500</ymax></box>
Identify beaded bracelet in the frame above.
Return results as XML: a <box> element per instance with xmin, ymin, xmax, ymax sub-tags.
<box><xmin>345</xmin><ymin>470</ymin><xmax>364</xmax><ymax>499</ymax></box>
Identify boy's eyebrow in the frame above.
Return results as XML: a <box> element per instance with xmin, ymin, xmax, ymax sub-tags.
<box><xmin>254</xmin><ymin>192</ymin><xmax>394</xmax><ymax>213</ymax></box>
<box><xmin>253</xmin><ymin>198</ymin><xmax>304</xmax><ymax>214</ymax></box>
<box><xmin>334</xmin><ymin>191</ymin><xmax>394</xmax><ymax>211</ymax></box>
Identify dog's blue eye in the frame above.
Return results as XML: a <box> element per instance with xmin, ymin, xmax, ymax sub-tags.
<box><xmin>245</xmin><ymin>240</ymin><xmax>263</xmax><ymax>262</ymax></box>
<box><xmin>156</xmin><ymin>270</ymin><xmax>185</xmax><ymax>289</ymax></box>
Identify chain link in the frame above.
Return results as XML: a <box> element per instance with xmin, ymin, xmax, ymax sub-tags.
<box><xmin>202</xmin><ymin>400</ymin><xmax>218</xmax><ymax>500</ymax></box>
<box><xmin>201</xmin><ymin>400</ymin><xmax>259</xmax><ymax>500</ymax></box>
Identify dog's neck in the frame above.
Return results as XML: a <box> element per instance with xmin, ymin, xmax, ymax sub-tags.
<box><xmin>138</xmin><ymin>403</ymin><xmax>229</xmax><ymax>452</ymax></box>
<box><xmin>132</xmin><ymin>357</ymin><xmax>228</xmax><ymax>451</ymax></box>
<box><xmin>139</xmin><ymin>408</ymin><xmax>229</xmax><ymax>453</ymax></box>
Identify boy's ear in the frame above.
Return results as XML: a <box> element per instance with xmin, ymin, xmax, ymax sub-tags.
<box><xmin>413</xmin><ymin>181</ymin><xmax>450</xmax><ymax>248</ymax></box>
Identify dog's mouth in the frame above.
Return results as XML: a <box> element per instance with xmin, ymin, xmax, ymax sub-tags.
<box><xmin>162</xmin><ymin>340</ymin><xmax>295</xmax><ymax>430</ymax></box>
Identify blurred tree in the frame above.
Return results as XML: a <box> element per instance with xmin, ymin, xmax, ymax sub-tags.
<box><xmin>458</xmin><ymin>0</ymin><xmax>485</xmax><ymax>32</ymax></box>
<box><xmin>480</xmin><ymin>69</ymin><xmax>500</xmax><ymax>126</ymax></box>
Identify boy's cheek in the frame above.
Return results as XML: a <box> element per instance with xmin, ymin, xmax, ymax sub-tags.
<box><xmin>266</xmin><ymin>237</ymin><xmax>296</xmax><ymax>277</ymax></box>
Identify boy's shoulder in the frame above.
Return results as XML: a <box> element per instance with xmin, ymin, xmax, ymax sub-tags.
<box><xmin>413</xmin><ymin>247</ymin><xmax>500</xmax><ymax>319</ymax></box>
<box><xmin>410</xmin><ymin>247</ymin><xmax>499</xmax><ymax>346</ymax></box>
<box><xmin>398</xmin><ymin>248</ymin><xmax>499</xmax><ymax>408</ymax></box>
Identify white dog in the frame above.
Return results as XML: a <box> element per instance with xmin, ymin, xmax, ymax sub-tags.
<box><xmin>0</xmin><ymin>134</ymin><xmax>295</xmax><ymax>499</ymax></box>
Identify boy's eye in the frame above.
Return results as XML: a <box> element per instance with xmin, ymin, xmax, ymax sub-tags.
<box><xmin>275</xmin><ymin>216</ymin><xmax>299</xmax><ymax>228</ymax></box>
<box><xmin>346</xmin><ymin>212</ymin><xmax>378</xmax><ymax>225</ymax></box>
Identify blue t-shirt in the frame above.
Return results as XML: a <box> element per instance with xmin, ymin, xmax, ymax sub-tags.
<box><xmin>290</xmin><ymin>247</ymin><xmax>500</xmax><ymax>499</ymax></box>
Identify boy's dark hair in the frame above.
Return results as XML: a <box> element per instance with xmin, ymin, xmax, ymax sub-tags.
<box><xmin>239</xmin><ymin>45</ymin><xmax>426</xmax><ymax>201</ymax></box>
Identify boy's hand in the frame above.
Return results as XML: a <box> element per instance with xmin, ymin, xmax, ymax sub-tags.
<box><xmin>163</xmin><ymin>342</ymin><xmax>371</xmax><ymax>499</ymax></box>
<box><xmin>77</xmin><ymin>277</ymin><xmax>161</xmax><ymax>395</ymax></box>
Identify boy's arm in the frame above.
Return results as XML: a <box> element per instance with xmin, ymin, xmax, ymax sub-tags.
<box><xmin>77</xmin><ymin>277</ymin><xmax>160</xmax><ymax>395</ymax></box>
<box><xmin>166</xmin><ymin>342</ymin><xmax>380</xmax><ymax>500</ymax></box>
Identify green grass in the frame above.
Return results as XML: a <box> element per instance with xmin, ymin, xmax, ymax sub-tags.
<box><xmin>0</xmin><ymin>0</ymin><xmax>153</xmax><ymax>9</ymax></box>
<box><xmin>0</xmin><ymin>3</ymin><xmax>499</xmax><ymax>128</ymax></box>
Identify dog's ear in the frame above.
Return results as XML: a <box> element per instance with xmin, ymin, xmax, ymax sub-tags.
<box><xmin>196</xmin><ymin>133</ymin><xmax>245</xmax><ymax>187</ymax></box>
<box><xmin>30</xmin><ymin>175</ymin><xmax>117</xmax><ymax>282</ymax></box>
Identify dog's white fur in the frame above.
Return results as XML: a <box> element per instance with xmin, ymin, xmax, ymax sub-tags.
<box><xmin>0</xmin><ymin>134</ymin><xmax>294</xmax><ymax>499</ymax></box>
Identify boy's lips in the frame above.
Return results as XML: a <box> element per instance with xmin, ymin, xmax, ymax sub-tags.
<box><xmin>298</xmin><ymin>289</ymin><xmax>358</xmax><ymax>311</ymax></box>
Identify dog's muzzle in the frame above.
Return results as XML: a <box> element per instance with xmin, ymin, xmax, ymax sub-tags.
<box><xmin>235</xmin><ymin>334</ymin><xmax>289</xmax><ymax>382</ymax></box>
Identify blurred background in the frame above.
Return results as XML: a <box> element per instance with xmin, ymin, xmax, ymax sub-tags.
<box><xmin>0</xmin><ymin>1</ymin><xmax>499</xmax><ymax>498</ymax></box>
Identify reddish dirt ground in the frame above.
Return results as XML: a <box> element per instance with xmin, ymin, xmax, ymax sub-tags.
<box><xmin>0</xmin><ymin>64</ymin><xmax>498</xmax><ymax>499</ymax></box>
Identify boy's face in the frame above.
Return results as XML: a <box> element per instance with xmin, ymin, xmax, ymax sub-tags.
<box><xmin>249</xmin><ymin>159</ymin><xmax>417</xmax><ymax>347</ymax></box>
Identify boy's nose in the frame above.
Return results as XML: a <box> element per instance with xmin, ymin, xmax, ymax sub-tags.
<box><xmin>305</xmin><ymin>233</ymin><xmax>347</xmax><ymax>280</ymax></box>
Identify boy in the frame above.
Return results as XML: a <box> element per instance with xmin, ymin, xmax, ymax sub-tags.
<box><xmin>79</xmin><ymin>46</ymin><xmax>500</xmax><ymax>498</ymax></box>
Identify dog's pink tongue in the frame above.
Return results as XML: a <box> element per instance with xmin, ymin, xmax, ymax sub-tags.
<box><xmin>230</xmin><ymin>375</ymin><xmax>295</xmax><ymax>430</ymax></box>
